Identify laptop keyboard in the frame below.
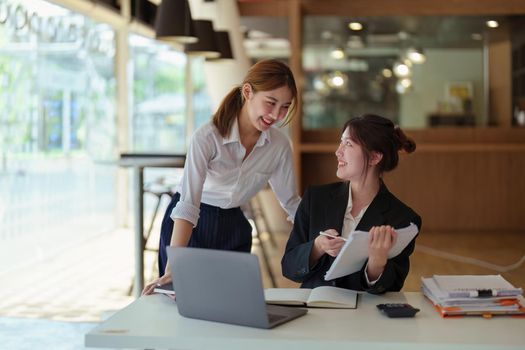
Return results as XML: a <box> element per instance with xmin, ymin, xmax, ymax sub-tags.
<box><xmin>268</xmin><ymin>313</ymin><xmax>287</xmax><ymax>324</ymax></box>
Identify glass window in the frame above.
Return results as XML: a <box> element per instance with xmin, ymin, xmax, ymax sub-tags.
<box><xmin>301</xmin><ymin>16</ymin><xmax>504</xmax><ymax>129</ymax></box>
<box><xmin>0</xmin><ymin>0</ymin><xmax>117</xmax><ymax>268</ymax></box>
<box><xmin>191</xmin><ymin>57</ymin><xmax>213</xmax><ymax>131</ymax></box>
<box><xmin>129</xmin><ymin>34</ymin><xmax>187</xmax><ymax>153</ymax></box>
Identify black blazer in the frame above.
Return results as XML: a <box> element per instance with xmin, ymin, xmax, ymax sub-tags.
<box><xmin>281</xmin><ymin>181</ymin><xmax>422</xmax><ymax>294</ymax></box>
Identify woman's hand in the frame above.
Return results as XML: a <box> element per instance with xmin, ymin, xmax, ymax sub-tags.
<box><xmin>141</xmin><ymin>219</ymin><xmax>193</xmax><ymax>296</ymax></box>
<box><xmin>142</xmin><ymin>273</ymin><xmax>172</xmax><ymax>296</ymax></box>
<box><xmin>366</xmin><ymin>225</ymin><xmax>397</xmax><ymax>280</ymax></box>
<box><xmin>312</xmin><ymin>229</ymin><xmax>346</xmax><ymax>260</ymax></box>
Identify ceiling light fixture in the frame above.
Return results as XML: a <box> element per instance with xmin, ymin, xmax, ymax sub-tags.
<box><xmin>396</xmin><ymin>79</ymin><xmax>412</xmax><ymax>94</ymax></box>
<box><xmin>393</xmin><ymin>62</ymin><xmax>411</xmax><ymax>78</ymax></box>
<box><xmin>348</xmin><ymin>22</ymin><xmax>363</xmax><ymax>31</ymax></box>
<box><xmin>406</xmin><ymin>47</ymin><xmax>426</xmax><ymax>64</ymax></box>
<box><xmin>327</xmin><ymin>71</ymin><xmax>347</xmax><ymax>89</ymax></box>
<box><xmin>486</xmin><ymin>20</ymin><xmax>499</xmax><ymax>28</ymax></box>
<box><xmin>206</xmin><ymin>30</ymin><xmax>234</xmax><ymax>61</ymax></box>
<box><xmin>134</xmin><ymin>0</ymin><xmax>158</xmax><ymax>28</ymax></box>
<box><xmin>382</xmin><ymin>68</ymin><xmax>393</xmax><ymax>78</ymax></box>
<box><xmin>330</xmin><ymin>47</ymin><xmax>345</xmax><ymax>60</ymax></box>
<box><xmin>184</xmin><ymin>19</ymin><xmax>220</xmax><ymax>59</ymax></box>
<box><xmin>155</xmin><ymin>0</ymin><xmax>198</xmax><ymax>44</ymax></box>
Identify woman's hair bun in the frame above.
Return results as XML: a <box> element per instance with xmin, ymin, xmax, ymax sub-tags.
<box><xmin>394</xmin><ymin>126</ymin><xmax>416</xmax><ymax>153</ymax></box>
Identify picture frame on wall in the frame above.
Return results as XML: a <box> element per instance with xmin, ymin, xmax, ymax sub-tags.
<box><xmin>445</xmin><ymin>81</ymin><xmax>473</xmax><ymax>113</ymax></box>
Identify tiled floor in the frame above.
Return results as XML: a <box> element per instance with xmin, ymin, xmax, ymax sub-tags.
<box><xmin>0</xmin><ymin>227</ymin><xmax>138</xmax><ymax>349</ymax></box>
<box><xmin>0</xmin><ymin>317</ymin><xmax>97</xmax><ymax>350</ymax></box>
<box><xmin>0</xmin><ymin>228</ymin><xmax>136</xmax><ymax>323</ymax></box>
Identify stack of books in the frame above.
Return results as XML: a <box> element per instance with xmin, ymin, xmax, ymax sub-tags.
<box><xmin>421</xmin><ymin>274</ymin><xmax>525</xmax><ymax>317</ymax></box>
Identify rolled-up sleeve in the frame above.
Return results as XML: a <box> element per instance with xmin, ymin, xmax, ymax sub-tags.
<box><xmin>171</xmin><ymin>200</ymin><xmax>200</xmax><ymax>227</ymax></box>
<box><xmin>171</xmin><ymin>128</ymin><xmax>213</xmax><ymax>227</ymax></box>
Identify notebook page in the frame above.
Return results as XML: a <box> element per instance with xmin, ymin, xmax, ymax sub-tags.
<box><xmin>324</xmin><ymin>223</ymin><xmax>419</xmax><ymax>281</ymax></box>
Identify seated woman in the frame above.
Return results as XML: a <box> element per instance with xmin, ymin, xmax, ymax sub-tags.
<box><xmin>281</xmin><ymin>114</ymin><xmax>422</xmax><ymax>293</ymax></box>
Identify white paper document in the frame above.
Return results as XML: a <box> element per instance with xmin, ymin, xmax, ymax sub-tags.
<box><xmin>421</xmin><ymin>276</ymin><xmax>525</xmax><ymax>316</ymax></box>
<box><xmin>432</xmin><ymin>274</ymin><xmax>523</xmax><ymax>298</ymax></box>
<box><xmin>324</xmin><ymin>223</ymin><xmax>419</xmax><ymax>281</ymax></box>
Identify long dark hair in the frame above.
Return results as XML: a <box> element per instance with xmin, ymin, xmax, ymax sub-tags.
<box><xmin>342</xmin><ymin>114</ymin><xmax>416</xmax><ymax>175</ymax></box>
<box><xmin>212</xmin><ymin>59</ymin><xmax>297</xmax><ymax>137</ymax></box>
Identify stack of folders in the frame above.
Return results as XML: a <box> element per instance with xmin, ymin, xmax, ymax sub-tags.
<box><xmin>421</xmin><ymin>275</ymin><xmax>525</xmax><ymax>318</ymax></box>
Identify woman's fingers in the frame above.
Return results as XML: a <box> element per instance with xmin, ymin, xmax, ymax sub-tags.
<box><xmin>142</xmin><ymin>282</ymin><xmax>157</xmax><ymax>296</ymax></box>
<box><xmin>316</xmin><ymin>234</ymin><xmax>345</xmax><ymax>257</ymax></box>
<box><xmin>141</xmin><ymin>274</ymin><xmax>173</xmax><ymax>296</ymax></box>
<box><xmin>369</xmin><ymin>225</ymin><xmax>396</xmax><ymax>249</ymax></box>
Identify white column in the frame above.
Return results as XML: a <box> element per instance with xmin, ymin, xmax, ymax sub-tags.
<box><xmin>188</xmin><ymin>0</ymin><xmax>250</xmax><ymax>110</ymax></box>
<box><xmin>115</xmin><ymin>24</ymin><xmax>130</xmax><ymax>228</ymax></box>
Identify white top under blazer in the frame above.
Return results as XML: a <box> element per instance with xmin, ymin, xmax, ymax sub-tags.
<box><xmin>172</xmin><ymin>119</ymin><xmax>301</xmax><ymax>226</ymax></box>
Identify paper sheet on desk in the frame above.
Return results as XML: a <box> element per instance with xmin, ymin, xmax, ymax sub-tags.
<box><xmin>324</xmin><ymin>223</ymin><xmax>419</xmax><ymax>281</ymax></box>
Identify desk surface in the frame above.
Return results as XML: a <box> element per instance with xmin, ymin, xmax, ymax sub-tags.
<box><xmin>85</xmin><ymin>292</ymin><xmax>525</xmax><ymax>350</ymax></box>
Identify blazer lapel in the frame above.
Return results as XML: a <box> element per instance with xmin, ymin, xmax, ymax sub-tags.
<box><xmin>356</xmin><ymin>182</ymin><xmax>390</xmax><ymax>231</ymax></box>
<box><xmin>328</xmin><ymin>182</ymin><xmax>349</xmax><ymax>233</ymax></box>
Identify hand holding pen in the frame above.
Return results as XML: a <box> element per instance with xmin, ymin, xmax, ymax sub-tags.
<box><xmin>315</xmin><ymin>229</ymin><xmax>346</xmax><ymax>258</ymax></box>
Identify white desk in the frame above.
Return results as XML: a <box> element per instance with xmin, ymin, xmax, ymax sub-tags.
<box><xmin>118</xmin><ymin>153</ymin><xmax>185</xmax><ymax>297</ymax></box>
<box><xmin>85</xmin><ymin>292</ymin><xmax>525</xmax><ymax>349</ymax></box>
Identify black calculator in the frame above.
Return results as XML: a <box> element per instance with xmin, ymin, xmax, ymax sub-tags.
<box><xmin>376</xmin><ymin>303</ymin><xmax>420</xmax><ymax>318</ymax></box>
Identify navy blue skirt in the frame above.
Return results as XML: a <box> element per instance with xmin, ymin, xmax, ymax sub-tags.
<box><xmin>158</xmin><ymin>192</ymin><xmax>253</xmax><ymax>276</ymax></box>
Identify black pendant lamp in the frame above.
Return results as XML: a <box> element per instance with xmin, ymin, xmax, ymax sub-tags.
<box><xmin>155</xmin><ymin>0</ymin><xmax>198</xmax><ymax>44</ymax></box>
<box><xmin>206</xmin><ymin>30</ymin><xmax>234</xmax><ymax>61</ymax></box>
<box><xmin>184</xmin><ymin>19</ymin><xmax>221</xmax><ymax>59</ymax></box>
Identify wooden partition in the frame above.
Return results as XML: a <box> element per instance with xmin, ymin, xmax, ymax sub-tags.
<box><xmin>300</xmin><ymin>128</ymin><xmax>525</xmax><ymax>232</ymax></box>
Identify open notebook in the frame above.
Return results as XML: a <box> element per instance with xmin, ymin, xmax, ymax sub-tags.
<box><xmin>265</xmin><ymin>286</ymin><xmax>358</xmax><ymax>309</ymax></box>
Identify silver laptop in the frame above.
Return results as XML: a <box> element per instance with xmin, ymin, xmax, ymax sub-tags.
<box><xmin>166</xmin><ymin>247</ymin><xmax>307</xmax><ymax>329</ymax></box>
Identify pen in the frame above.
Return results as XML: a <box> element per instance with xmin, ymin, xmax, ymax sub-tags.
<box><xmin>318</xmin><ymin>231</ymin><xmax>347</xmax><ymax>241</ymax></box>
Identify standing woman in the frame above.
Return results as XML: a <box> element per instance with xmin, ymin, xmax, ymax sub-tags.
<box><xmin>143</xmin><ymin>59</ymin><xmax>301</xmax><ymax>294</ymax></box>
<box><xmin>282</xmin><ymin>114</ymin><xmax>422</xmax><ymax>293</ymax></box>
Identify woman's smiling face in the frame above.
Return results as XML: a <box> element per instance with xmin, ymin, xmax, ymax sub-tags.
<box><xmin>244</xmin><ymin>84</ymin><xmax>292</xmax><ymax>132</ymax></box>
<box><xmin>335</xmin><ymin>127</ymin><xmax>367</xmax><ymax>182</ymax></box>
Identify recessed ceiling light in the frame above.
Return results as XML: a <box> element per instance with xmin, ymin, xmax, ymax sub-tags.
<box><xmin>486</xmin><ymin>20</ymin><xmax>499</xmax><ymax>28</ymax></box>
<box><xmin>348</xmin><ymin>22</ymin><xmax>363</xmax><ymax>31</ymax></box>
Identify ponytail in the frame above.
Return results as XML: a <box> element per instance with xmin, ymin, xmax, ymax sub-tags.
<box><xmin>212</xmin><ymin>87</ymin><xmax>244</xmax><ymax>138</ymax></box>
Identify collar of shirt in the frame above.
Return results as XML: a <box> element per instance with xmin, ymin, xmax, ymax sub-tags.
<box><xmin>341</xmin><ymin>183</ymin><xmax>370</xmax><ymax>239</ymax></box>
<box><xmin>222</xmin><ymin>117</ymin><xmax>270</xmax><ymax>147</ymax></box>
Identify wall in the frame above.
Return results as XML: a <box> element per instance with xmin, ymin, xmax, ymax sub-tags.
<box><xmin>399</xmin><ymin>48</ymin><xmax>484</xmax><ymax>128</ymax></box>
